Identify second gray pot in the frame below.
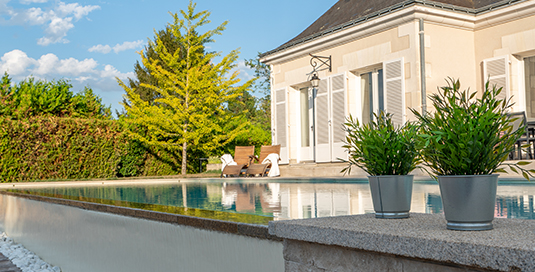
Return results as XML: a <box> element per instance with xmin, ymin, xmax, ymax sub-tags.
<box><xmin>438</xmin><ymin>174</ymin><xmax>498</xmax><ymax>231</ymax></box>
<box><xmin>368</xmin><ymin>175</ymin><xmax>413</xmax><ymax>219</ymax></box>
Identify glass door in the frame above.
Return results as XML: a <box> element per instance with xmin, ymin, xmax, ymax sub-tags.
<box><xmin>360</xmin><ymin>69</ymin><xmax>384</xmax><ymax>123</ymax></box>
<box><xmin>299</xmin><ymin>87</ymin><xmax>314</xmax><ymax>161</ymax></box>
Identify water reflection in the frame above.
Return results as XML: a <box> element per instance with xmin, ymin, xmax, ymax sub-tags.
<box><xmin>12</xmin><ymin>182</ymin><xmax>535</xmax><ymax>221</ymax></box>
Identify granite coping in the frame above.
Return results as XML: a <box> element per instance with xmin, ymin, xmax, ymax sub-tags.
<box><xmin>0</xmin><ymin>191</ymin><xmax>280</xmax><ymax>242</ymax></box>
<box><xmin>268</xmin><ymin>213</ymin><xmax>535</xmax><ymax>271</ymax></box>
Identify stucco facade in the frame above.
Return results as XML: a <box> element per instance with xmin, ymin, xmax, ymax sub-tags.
<box><xmin>261</xmin><ymin>0</ymin><xmax>535</xmax><ymax>165</ymax></box>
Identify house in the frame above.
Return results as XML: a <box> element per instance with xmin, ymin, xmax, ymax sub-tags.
<box><xmin>260</xmin><ymin>0</ymin><xmax>535</xmax><ymax>166</ymax></box>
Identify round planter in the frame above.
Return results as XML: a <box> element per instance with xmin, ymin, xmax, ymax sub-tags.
<box><xmin>438</xmin><ymin>174</ymin><xmax>498</xmax><ymax>231</ymax></box>
<box><xmin>368</xmin><ymin>175</ymin><xmax>413</xmax><ymax>219</ymax></box>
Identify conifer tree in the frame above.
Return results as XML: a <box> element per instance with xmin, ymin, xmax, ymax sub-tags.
<box><xmin>118</xmin><ymin>1</ymin><xmax>252</xmax><ymax>174</ymax></box>
<box><xmin>123</xmin><ymin>26</ymin><xmax>183</xmax><ymax>107</ymax></box>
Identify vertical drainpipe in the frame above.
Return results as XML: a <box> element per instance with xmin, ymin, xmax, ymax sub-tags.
<box><xmin>419</xmin><ymin>18</ymin><xmax>427</xmax><ymax>116</ymax></box>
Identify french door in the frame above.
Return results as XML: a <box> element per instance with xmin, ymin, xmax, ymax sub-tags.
<box><xmin>299</xmin><ymin>87</ymin><xmax>314</xmax><ymax>161</ymax></box>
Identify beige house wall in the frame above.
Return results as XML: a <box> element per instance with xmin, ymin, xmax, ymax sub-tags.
<box><xmin>265</xmin><ymin>1</ymin><xmax>535</xmax><ymax>164</ymax></box>
<box><xmin>423</xmin><ymin>23</ymin><xmax>477</xmax><ymax>107</ymax></box>
<box><xmin>474</xmin><ymin>13</ymin><xmax>535</xmax><ymax>114</ymax></box>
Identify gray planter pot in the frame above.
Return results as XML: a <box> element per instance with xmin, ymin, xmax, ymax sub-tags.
<box><xmin>438</xmin><ymin>174</ymin><xmax>498</xmax><ymax>231</ymax></box>
<box><xmin>368</xmin><ymin>175</ymin><xmax>413</xmax><ymax>219</ymax></box>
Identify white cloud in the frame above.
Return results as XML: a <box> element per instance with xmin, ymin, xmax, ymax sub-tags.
<box><xmin>3</xmin><ymin>1</ymin><xmax>100</xmax><ymax>46</ymax></box>
<box><xmin>58</xmin><ymin>57</ymin><xmax>98</xmax><ymax>75</ymax></box>
<box><xmin>89</xmin><ymin>40</ymin><xmax>144</xmax><ymax>54</ymax></box>
<box><xmin>1</xmin><ymin>49</ymin><xmax>133</xmax><ymax>114</ymax></box>
<box><xmin>37</xmin><ymin>16</ymin><xmax>73</xmax><ymax>45</ymax></box>
<box><xmin>1</xmin><ymin>49</ymin><xmax>130</xmax><ymax>80</ymax></box>
<box><xmin>21</xmin><ymin>7</ymin><xmax>49</xmax><ymax>25</ymax></box>
<box><xmin>0</xmin><ymin>1</ymin><xmax>15</xmax><ymax>22</ymax></box>
<box><xmin>33</xmin><ymin>53</ymin><xmax>59</xmax><ymax>75</ymax></box>
<box><xmin>101</xmin><ymin>64</ymin><xmax>133</xmax><ymax>80</ymax></box>
<box><xmin>0</xmin><ymin>49</ymin><xmax>37</xmax><ymax>75</ymax></box>
<box><xmin>56</xmin><ymin>1</ymin><xmax>99</xmax><ymax>20</ymax></box>
<box><xmin>112</xmin><ymin>40</ymin><xmax>143</xmax><ymax>53</ymax></box>
<box><xmin>88</xmin><ymin>44</ymin><xmax>111</xmax><ymax>54</ymax></box>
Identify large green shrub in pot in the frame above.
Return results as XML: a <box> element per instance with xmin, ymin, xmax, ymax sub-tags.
<box><xmin>342</xmin><ymin>111</ymin><xmax>420</xmax><ymax>219</ymax></box>
<box><xmin>411</xmin><ymin>78</ymin><xmax>533</xmax><ymax>230</ymax></box>
<box><xmin>410</xmin><ymin>78</ymin><xmax>533</xmax><ymax>178</ymax></box>
<box><xmin>342</xmin><ymin>111</ymin><xmax>420</xmax><ymax>176</ymax></box>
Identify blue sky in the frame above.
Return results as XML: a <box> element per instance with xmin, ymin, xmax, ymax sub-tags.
<box><xmin>0</xmin><ymin>0</ymin><xmax>335</xmax><ymax>114</ymax></box>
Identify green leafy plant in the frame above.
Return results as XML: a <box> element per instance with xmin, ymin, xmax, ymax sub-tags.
<box><xmin>342</xmin><ymin>111</ymin><xmax>421</xmax><ymax>176</ymax></box>
<box><xmin>411</xmin><ymin>78</ymin><xmax>534</xmax><ymax>179</ymax></box>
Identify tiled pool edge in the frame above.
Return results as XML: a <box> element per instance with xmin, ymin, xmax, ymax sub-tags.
<box><xmin>0</xmin><ymin>190</ymin><xmax>280</xmax><ymax>241</ymax></box>
<box><xmin>269</xmin><ymin>213</ymin><xmax>535</xmax><ymax>271</ymax></box>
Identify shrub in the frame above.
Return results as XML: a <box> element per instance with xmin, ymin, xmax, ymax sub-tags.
<box><xmin>411</xmin><ymin>78</ymin><xmax>534</xmax><ymax>178</ymax></box>
<box><xmin>342</xmin><ymin>111</ymin><xmax>420</xmax><ymax>176</ymax></box>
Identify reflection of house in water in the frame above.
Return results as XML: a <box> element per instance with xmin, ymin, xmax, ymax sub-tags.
<box><xmin>277</xmin><ymin>183</ymin><xmax>450</xmax><ymax>220</ymax></box>
<box><xmin>495</xmin><ymin>185</ymin><xmax>535</xmax><ymax>219</ymax></box>
<box><xmin>277</xmin><ymin>183</ymin><xmax>374</xmax><ymax>220</ymax></box>
<box><xmin>216</xmin><ymin>182</ymin><xmax>535</xmax><ymax>220</ymax></box>
<box><xmin>412</xmin><ymin>183</ymin><xmax>442</xmax><ymax>214</ymax></box>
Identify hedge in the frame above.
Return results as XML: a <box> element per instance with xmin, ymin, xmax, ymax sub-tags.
<box><xmin>0</xmin><ymin>117</ymin><xmax>180</xmax><ymax>182</ymax></box>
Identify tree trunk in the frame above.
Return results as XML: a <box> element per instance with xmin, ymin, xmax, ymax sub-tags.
<box><xmin>181</xmin><ymin>140</ymin><xmax>187</xmax><ymax>174</ymax></box>
<box><xmin>181</xmin><ymin>31</ymin><xmax>191</xmax><ymax>175</ymax></box>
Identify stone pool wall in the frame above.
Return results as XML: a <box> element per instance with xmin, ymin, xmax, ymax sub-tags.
<box><xmin>269</xmin><ymin>213</ymin><xmax>535</xmax><ymax>272</ymax></box>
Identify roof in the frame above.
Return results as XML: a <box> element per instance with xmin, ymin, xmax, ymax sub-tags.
<box><xmin>261</xmin><ymin>0</ymin><xmax>525</xmax><ymax>58</ymax></box>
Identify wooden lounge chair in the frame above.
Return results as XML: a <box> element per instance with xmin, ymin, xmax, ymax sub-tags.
<box><xmin>221</xmin><ymin>146</ymin><xmax>255</xmax><ymax>177</ymax></box>
<box><xmin>246</xmin><ymin>145</ymin><xmax>281</xmax><ymax>177</ymax></box>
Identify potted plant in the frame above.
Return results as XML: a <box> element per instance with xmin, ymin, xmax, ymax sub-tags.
<box><xmin>411</xmin><ymin>78</ymin><xmax>533</xmax><ymax>230</ymax></box>
<box><xmin>342</xmin><ymin>111</ymin><xmax>420</xmax><ymax>219</ymax></box>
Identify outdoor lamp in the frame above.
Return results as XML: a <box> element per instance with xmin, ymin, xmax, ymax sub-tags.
<box><xmin>310</xmin><ymin>74</ymin><xmax>320</xmax><ymax>88</ymax></box>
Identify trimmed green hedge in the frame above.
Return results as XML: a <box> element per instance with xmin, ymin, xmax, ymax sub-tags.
<box><xmin>0</xmin><ymin>117</ymin><xmax>125</xmax><ymax>182</ymax></box>
<box><xmin>0</xmin><ymin>117</ymin><xmax>180</xmax><ymax>182</ymax></box>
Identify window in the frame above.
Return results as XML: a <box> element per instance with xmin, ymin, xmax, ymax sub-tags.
<box><xmin>360</xmin><ymin>69</ymin><xmax>384</xmax><ymax>123</ymax></box>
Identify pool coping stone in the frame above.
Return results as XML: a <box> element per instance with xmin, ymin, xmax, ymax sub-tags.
<box><xmin>268</xmin><ymin>213</ymin><xmax>535</xmax><ymax>271</ymax></box>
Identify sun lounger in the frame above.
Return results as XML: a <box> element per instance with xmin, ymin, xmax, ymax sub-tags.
<box><xmin>221</xmin><ymin>146</ymin><xmax>255</xmax><ymax>177</ymax></box>
<box><xmin>245</xmin><ymin>145</ymin><xmax>281</xmax><ymax>177</ymax></box>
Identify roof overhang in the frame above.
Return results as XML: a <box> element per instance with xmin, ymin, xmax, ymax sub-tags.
<box><xmin>260</xmin><ymin>0</ymin><xmax>535</xmax><ymax>65</ymax></box>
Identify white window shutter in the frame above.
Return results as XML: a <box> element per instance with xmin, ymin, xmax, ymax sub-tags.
<box><xmin>330</xmin><ymin>73</ymin><xmax>347</xmax><ymax>161</ymax></box>
<box><xmin>383</xmin><ymin>58</ymin><xmax>405</xmax><ymax>125</ymax></box>
<box><xmin>483</xmin><ymin>56</ymin><xmax>510</xmax><ymax>101</ymax></box>
<box><xmin>274</xmin><ymin>88</ymin><xmax>288</xmax><ymax>164</ymax></box>
<box><xmin>316</xmin><ymin>79</ymin><xmax>330</xmax><ymax>145</ymax></box>
<box><xmin>330</xmin><ymin>74</ymin><xmax>346</xmax><ymax>143</ymax></box>
<box><xmin>315</xmin><ymin>78</ymin><xmax>331</xmax><ymax>163</ymax></box>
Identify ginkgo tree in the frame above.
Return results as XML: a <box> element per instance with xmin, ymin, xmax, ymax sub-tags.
<box><xmin>118</xmin><ymin>1</ymin><xmax>253</xmax><ymax>174</ymax></box>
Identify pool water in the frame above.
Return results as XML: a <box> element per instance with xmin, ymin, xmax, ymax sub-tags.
<box><xmin>10</xmin><ymin>180</ymin><xmax>535</xmax><ymax>224</ymax></box>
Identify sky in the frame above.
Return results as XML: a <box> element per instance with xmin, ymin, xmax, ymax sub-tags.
<box><xmin>0</xmin><ymin>0</ymin><xmax>336</xmax><ymax>114</ymax></box>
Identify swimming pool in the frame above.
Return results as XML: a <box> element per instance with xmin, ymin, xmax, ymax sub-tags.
<box><xmin>10</xmin><ymin>179</ymin><xmax>535</xmax><ymax>223</ymax></box>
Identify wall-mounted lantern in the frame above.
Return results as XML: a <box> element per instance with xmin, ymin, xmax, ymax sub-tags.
<box><xmin>310</xmin><ymin>73</ymin><xmax>320</xmax><ymax>88</ymax></box>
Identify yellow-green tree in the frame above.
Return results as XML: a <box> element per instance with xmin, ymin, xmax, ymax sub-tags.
<box><xmin>118</xmin><ymin>1</ymin><xmax>252</xmax><ymax>174</ymax></box>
